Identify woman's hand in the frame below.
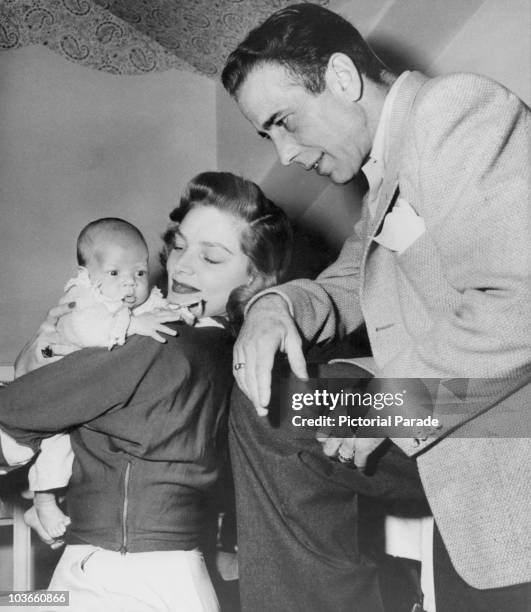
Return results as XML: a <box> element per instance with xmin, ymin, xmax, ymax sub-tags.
<box><xmin>14</xmin><ymin>303</ymin><xmax>79</xmax><ymax>377</ymax></box>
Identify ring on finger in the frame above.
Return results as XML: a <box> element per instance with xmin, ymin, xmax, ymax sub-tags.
<box><xmin>233</xmin><ymin>362</ymin><xmax>246</xmax><ymax>371</ymax></box>
<box><xmin>337</xmin><ymin>450</ymin><xmax>355</xmax><ymax>464</ymax></box>
<box><xmin>41</xmin><ymin>346</ymin><xmax>54</xmax><ymax>359</ymax></box>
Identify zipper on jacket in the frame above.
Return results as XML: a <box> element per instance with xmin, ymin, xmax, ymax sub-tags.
<box><xmin>120</xmin><ymin>460</ymin><xmax>132</xmax><ymax>554</ymax></box>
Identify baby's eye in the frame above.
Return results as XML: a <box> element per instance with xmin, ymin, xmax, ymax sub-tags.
<box><xmin>109</xmin><ymin>270</ymin><xmax>119</xmax><ymax>277</ymax></box>
<box><xmin>136</xmin><ymin>270</ymin><xmax>146</xmax><ymax>277</ymax></box>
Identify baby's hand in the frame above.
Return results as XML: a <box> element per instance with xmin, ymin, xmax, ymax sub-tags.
<box><xmin>128</xmin><ymin>310</ymin><xmax>184</xmax><ymax>343</ymax></box>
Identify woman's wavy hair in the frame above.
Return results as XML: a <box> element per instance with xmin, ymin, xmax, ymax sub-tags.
<box><xmin>161</xmin><ymin>171</ymin><xmax>292</xmax><ymax>331</ymax></box>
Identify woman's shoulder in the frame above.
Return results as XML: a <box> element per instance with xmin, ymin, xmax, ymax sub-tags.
<box><xmin>173</xmin><ymin>322</ymin><xmax>234</xmax><ymax>353</ymax></box>
<box><xmin>152</xmin><ymin>323</ymin><xmax>234</xmax><ymax>382</ymax></box>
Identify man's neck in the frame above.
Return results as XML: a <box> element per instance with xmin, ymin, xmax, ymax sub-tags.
<box><xmin>362</xmin><ymin>71</ymin><xmax>397</xmax><ymax>145</ymax></box>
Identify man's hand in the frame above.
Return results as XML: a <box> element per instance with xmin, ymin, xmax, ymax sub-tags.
<box><xmin>233</xmin><ymin>294</ymin><xmax>308</xmax><ymax>415</ymax></box>
<box><xmin>317</xmin><ymin>433</ymin><xmax>385</xmax><ymax>471</ymax></box>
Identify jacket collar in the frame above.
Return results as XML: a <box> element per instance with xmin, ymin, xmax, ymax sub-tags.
<box><xmin>367</xmin><ymin>71</ymin><xmax>429</xmax><ymax>241</ymax></box>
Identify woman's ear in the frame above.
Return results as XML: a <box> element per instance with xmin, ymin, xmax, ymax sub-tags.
<box><xmin>243</xmin><ymin>273</ymin><xmax>273</xmax><ymax>295</ymax></box>
<box><xmin>255</xmin><ymin>272</ymin><xmax>278</xmax><ymax>291</ymax></box>
<box><xmin>325</xmin><ymin>52</ymin><xmax>363</xmax><ymax>102</ymax></box>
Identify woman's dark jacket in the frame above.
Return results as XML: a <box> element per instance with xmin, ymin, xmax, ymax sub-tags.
<box><xmin>0</xmin><ymin>323</ymin><xmax>234</xmax><ymax>552</ymax></box>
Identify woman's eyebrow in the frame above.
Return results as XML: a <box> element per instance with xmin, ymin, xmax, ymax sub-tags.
<box><xmin>201</xmin><ymin>241</ymin><xmax>234</xmax><ymax>254</ymax></box>
<box><xmin>177</xmin><ymin>228</ymin><xmax>235</xmax><ymax>254</ymax></box>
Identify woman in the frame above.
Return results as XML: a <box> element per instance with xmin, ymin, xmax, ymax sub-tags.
<box><xmin>0</xmin><ymin>171</ymin><xmax>292</xmax><ymax>612</ymax></box>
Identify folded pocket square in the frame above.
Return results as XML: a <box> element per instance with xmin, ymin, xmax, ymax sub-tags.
<box><xmin>374</xmin><ymin>197</ymin><xmax>425</xmax><ymax>254</ymax></box>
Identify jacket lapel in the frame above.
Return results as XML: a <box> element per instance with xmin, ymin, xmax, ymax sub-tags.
<box><xmin>365</xmin><ymin>71</ymin><xmax>429</xmax><ymax>247</ymax></box>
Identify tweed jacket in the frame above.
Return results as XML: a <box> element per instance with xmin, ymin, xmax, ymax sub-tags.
<box><xmin>273</xmin><ymin>72</ymin><xmax>531</xmax><ymax>589</ymax></box>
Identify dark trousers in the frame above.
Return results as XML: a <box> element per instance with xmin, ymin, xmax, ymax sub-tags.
<box><xmin>434</xmin><ymin>524</ymin><xmax>531</xmax><ymax>612</ymax></box>
<box><xmin>229</xmin><ymin>363</ymin><xmax>427</xmax><ymax>612</ymax></box>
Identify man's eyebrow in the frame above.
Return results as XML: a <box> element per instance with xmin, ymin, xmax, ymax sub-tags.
<box><xmin>262</xmin><ymin>111</ymin><xmax>282</xmax><ymax>131</ymax></box>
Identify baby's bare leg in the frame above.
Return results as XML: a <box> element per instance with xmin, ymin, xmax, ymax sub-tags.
<box><xmin>31</xmin><ymin>490</ymin><xmax>71</xmax><ymax>539</ymax></box>
<box><xmin>23</xmin><ymin>505</ymin><xmax>65</xmax><ymax>549</ymax></box>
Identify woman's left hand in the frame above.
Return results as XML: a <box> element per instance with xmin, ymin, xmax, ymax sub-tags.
<box><xmin>14</xmin><ymin>303</ymin><xmax>80</xmax><ymax>377</ymax></box>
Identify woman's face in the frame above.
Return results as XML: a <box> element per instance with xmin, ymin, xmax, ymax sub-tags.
<box><xmin>166</xmin><ymin>205</ymin><xmax>252</xmax><ymax>317</ymax></box>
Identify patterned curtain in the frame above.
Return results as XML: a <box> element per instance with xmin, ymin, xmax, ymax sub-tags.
<box><xmin>0</xmin><ymin>0</ymin><xmax>331</xmax><ymax>76</ymax></box>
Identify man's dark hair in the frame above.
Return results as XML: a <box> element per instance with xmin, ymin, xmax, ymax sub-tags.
<box><xmin>222</xmin><ymin>3</ymin><xmax>387</xmax><ymax>97</ymax></box>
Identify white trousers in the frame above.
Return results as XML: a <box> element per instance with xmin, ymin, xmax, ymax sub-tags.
<box><xmin>45</xmin><ymin>545</ymin><xmax>220</xmax><ymax>612</ymax></box>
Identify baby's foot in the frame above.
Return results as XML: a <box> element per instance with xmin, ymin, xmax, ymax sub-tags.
<box><xmin>34</xmin><ymin>498</ymin><xmax>71</xmax><ymax>539</ymax></box>
<box><xmin>23</xmin><ymin>505</ymin><xmax>63</xmax><ymax>548</ymax></box>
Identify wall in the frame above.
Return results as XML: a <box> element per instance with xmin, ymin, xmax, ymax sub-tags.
<box><xmin>215</xmin><ymin>80</ymin><xmax>277</xmax><ymax>185</ymax></box>
<box><xmin>340</xmin><ymin>0</ymin><xmax>487</xmax><ymax>73</ymax></box>
<box><xmin>0</xmin><ymin>46</ymin><xmax>217</xmax><ymax>365</ymax></box>
<box><xmin>430</xmin><ymin>0</ymin><xmax>530</xmax><ymax>104</ymax></box>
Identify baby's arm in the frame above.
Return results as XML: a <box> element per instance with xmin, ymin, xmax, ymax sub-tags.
<box><xmin>127</xmin><ymin>287</ymin><xmax>196</xmax><ymax>343</ymax></box>
<box><xmin>60</xmin><ymin>285</ymin><xmax>190</xmax><ymax>347</ymax></box>
<box><xmin>56</xmin><ymin>282</ymin><xmax>131</xmax><ymax>349</ymax></box>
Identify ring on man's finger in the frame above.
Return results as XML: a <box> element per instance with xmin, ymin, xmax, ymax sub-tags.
<box><xmin>41</xmin><ymin>346</ymin><xmax>54</xmax><ymax>359</ymax></box>
<box><xmin>233</xmin><ymin>362</ymin><xmax>246</xmax><ymax>371</ymax></box>
<box><xmin>337</xmin><ymin>451</ymin><xmax>355</xmax><ymax>464</ymax></box>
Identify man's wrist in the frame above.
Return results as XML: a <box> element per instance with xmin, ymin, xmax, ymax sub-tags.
<box><xmin>245</xmin><ymin>289</ymin><xmax>293</xmax><ymax>319</ymax></box>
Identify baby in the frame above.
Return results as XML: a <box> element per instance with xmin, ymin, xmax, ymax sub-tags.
<box><xmin>24</xmin><ymin>217</ymin><xmax>192</xmax><ymax>547</ymax></box>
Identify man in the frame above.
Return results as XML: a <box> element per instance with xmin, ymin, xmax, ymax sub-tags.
<box><xmin>222</xmin><ymin>4</ymin><xmax>531</xmax><ymax>612</ymax></box>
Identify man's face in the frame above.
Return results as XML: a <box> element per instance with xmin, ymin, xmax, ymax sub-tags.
<box><xmin>236</xmin><ymin>62</ymin><xmax>372</xmax><ymax>184</ymax></box>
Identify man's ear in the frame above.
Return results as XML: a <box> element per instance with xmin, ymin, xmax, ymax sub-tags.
<box><xmin>325</xmin><ymin>53</ymin><xmax>363</xmax><ymax>102</ymax></box>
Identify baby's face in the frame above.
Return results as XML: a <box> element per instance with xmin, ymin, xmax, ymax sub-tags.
<box><xmin>85</xmin><ymin>240</ymin><xmax>149</xmax><ymax>307</ymax></box>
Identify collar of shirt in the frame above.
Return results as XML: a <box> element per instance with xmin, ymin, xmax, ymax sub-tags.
<box><xmin>361</xmin><ymin>71</ymin><xmax>411</xmax><ymax>216</ymax></box>
<box><xmin>195</xmin><ymin>316</ymin><xmax>227</xmax><ymax>329</ymax></box>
